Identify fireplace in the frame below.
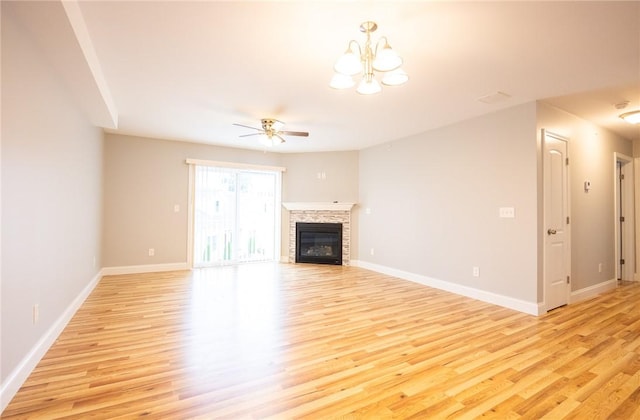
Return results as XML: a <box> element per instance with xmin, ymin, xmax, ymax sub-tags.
<box><xmin>295</xmin><ymin>222</ymin><xmax>343</xmax><ymax>265</ymax></box>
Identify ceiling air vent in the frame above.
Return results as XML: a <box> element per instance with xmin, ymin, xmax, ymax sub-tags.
<box><xmin>477</xmin><ymin>91</ymin><xmax>511</xmax><ymax>104</ymax></box>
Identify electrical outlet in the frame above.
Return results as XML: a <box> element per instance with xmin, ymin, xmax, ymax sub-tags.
<box><xmin>598</xmin><ymin>263</ymin><xmax>602</xmax><ymax>273</ymax></box>
<box><xmin>370</xmin><ymin>248</ymin><xmax>375</xmax><ymax>256</ymax></box>
<box><xmin>473</xmin><ymin>266</ymin><xmax>480</xmax><ymax>277</ymax></box>
<box><xmin>148</xmin><ymin>248</ymin><xmax>155</xmax><ymax>257</ymax></box>
<box><xmin>33</xmin><ymin>304</ymin><xmax>39</xmax><ymax>325</ymax></box>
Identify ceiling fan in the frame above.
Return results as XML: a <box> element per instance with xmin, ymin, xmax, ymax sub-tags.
<box><xmin>233</xmin><ymin>118</ymin><xmax>309</xmax><ymax>146</ymax></box>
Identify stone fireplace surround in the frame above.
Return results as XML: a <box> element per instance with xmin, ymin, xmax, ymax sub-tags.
<box><xmin>282</xmin><ymin>202</ymin><xmax>356</xmax><ymax>265</ymax></box>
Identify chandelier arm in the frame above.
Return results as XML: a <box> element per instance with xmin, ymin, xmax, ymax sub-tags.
<box><xmin>348</xmin><ymin>40</ymin><xmax>362</xmax><ymax>57</ymax></box>
<box><xmin>373</xmin><ymin>36</ymin><xmax>389</xmax><ymax>56</ymax></box>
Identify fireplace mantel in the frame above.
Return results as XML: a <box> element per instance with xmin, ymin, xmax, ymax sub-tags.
<box><xmin>282</xmin><ymin>202</ymin><xmax>356</xmax><ymax>211</ymax></box>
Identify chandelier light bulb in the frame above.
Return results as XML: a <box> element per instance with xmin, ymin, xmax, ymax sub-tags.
<box><xmin>330</xmin><ymin>72</ymin><xmax>355</xmax><ymax>89</ymax></box>
<box><xmin>372</xmin><ymin>41</ymin><xmax>402</xmax><ymax>72</ymax></box>
<box><xmin>381</xmin><ymin>67</ymin><xmax>409</xmax><ymax>86</ymax></box>
<box><xmin>334</xmin><ymin>47</ymin><xmax>363</xmax><ymax>76</ymax></box>
<box><xmin>356</xmin><ymin>77</ymin><xmax>382</xmax><ymax>95</ymax></box>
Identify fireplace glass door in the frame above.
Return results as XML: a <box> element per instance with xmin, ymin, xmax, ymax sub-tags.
<box><xmin>296</xmin><ymin>223</ymin><xmax>342</xmax><ymax>265</ymax></box>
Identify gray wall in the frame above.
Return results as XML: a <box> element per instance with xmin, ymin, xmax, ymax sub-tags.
<box><xmin>537</xmin><ymin>102</ymin><xmax>633</xmax><ymax>292</ymax></box>
<box><xmin>103</xmin><ymin>134</ymin><xmax>359</xmax><ymax>267</ymax></box>
<box><xmin>357</xmin><ymin>100</ymin><xmax>633</xmax><ymax>306</ymax></box>
<box><xmin>1</xmin><ymin>8</ymin><xmax>103</xmax><ymax>384</ymax></box>
<box><xmin>358</xmin><ymin>103</ymin><xmax>539</xmax><ymax>303</ymax></box>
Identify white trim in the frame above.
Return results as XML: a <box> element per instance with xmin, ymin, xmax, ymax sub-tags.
<box><xmin>274</xmin><ymin>173</ymin><xmax>283</xmax><ymax>263</ymax></box>
<box><xmin>282</xmin><ymin>202</ymin><xmax>357</xmax><ymax>211</ymax></box>
<box><xmin>101</xmin><ymin>262</ymin><xmax>189</xmax><ymax>276</ymax></box>
<box><xmin>61</xmin><ymin>1</ymin><xmax>118</xmax><ymax>128</ymax></box>
<box><xmin>185</xmin><ymin>158</ymin><xmax>286</xmax><ymax>173</ymax></box>
<box><xmin>614</xmin><ymin>153</ymin><xmax>635</xmax><ymax>281</ymax></box>
<box><xmin>636</xmin><ymin>157</ymin><xmax>640</xmax><ymax>282</ymax></box>
<box><xmin>1</xmin><ymin>271</ymin><xmax>102</xmax><ymax>413</ymax></box>
<box><xmin>352</xmin><ymin>260</ymin><xmax>543</xmax><ymax>316</ymax></box>
<box><xmin>187</xmin><ymin>164</ymin><xmax>195</xmax><ymax>268</ymax></box>
<box><xmin>570</xmin><ymin>278</ymin><xmax>617</xmax><ymax>304</ymax></box>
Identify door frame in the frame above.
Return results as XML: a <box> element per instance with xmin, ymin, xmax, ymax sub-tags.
<box><xmin>542</xmin><ymin>129</ymin><xmax>571</xmax><ymax>311</ymax></box>
<box><xmin>614</xmin><ymin>153</ymin><xmax>635</xmax><ymax>281</ymax></box>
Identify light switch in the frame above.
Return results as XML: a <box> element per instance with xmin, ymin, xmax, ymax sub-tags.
<box><xmin>499</xmin><ymin>207</ymin><xmax>515</xmax><ymax>218</ymax></box>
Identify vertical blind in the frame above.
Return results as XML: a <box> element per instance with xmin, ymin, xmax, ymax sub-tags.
<box><xmin>192</xmin><ymin>164</ymin><xmax>280</xmax><ymax>266</ymax></box>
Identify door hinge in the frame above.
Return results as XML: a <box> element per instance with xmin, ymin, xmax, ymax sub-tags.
<box><xmin>621</xmin><ymin>259</ymin><xmax>625</xmax><ymax>265</ymax></box>
<box><xmin>621</xmin><ymin>216</ymin><xmax>625</xmax><ymax>222</ymax></box>
<box><xmin>621</xmin><ymin>174</ymin><xmax>625</xmax><ymax>180</ymax></box>
<box><xmin>566</xmin><ymin>157</ymin><xmax>569</xmax><ymax>165</ymax></box>
<box><xmin>566</xmin><ymin>216</ymin><xmax>570</xmax><ymax>224</ymax></box>
<box><xmin>566</xmin><ymin>276</ymin><xmax>570</xmax><ymax>284</ymax></box>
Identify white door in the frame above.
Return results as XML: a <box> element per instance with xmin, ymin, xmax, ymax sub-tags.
<box><xmin>543</xmin><ymin>130</ymin><xmax>570</xmax><ymax>311</ymax></box>
<box><xmin>615</xmin><ymin>154</ymin><xmax>635</xmax><ymax>281</ymax></box>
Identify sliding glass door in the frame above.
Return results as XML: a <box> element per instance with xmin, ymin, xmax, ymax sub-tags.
<box><xmin>193</xmin><ymin>165</ymin><xmax>279</xmax><ymax>266</ymax></box>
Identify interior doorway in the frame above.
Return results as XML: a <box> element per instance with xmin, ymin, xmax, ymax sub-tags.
<box><xmin>615</xmin><ymin>153</ymin><xmax>635</xmax><ymax>281</ymax></box>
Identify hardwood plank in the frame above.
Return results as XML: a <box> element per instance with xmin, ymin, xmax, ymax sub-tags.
<box><xmin>3</xmin><ymin>264</ymin><xmax>640</xmax><ymax>418</ymax></box>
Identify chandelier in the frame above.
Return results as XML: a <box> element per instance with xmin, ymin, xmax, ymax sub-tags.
<box><xmin>330</xmin><ymin>21</ymin><xmax>408</xmax><ymax>95</ymax></box>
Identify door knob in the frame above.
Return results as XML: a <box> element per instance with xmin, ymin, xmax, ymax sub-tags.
<box><xmin>547</xmin><ymin>228</ymin><xmax>557</xmax><ymax>235</ymax></box>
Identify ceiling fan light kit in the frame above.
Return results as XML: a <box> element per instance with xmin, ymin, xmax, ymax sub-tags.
<box><xmin>330</xmin><ymin>21</ymin><xmax>408</xmax><ymax>95</ymax></box>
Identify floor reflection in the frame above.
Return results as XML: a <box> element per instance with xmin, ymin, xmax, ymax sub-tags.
<box><xmin>184</xmin><ymin>263</ymin><xmax>285</xmax><ymax>385</ymax></box>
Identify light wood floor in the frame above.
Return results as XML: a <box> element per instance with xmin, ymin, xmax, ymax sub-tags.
<box><xmin>3</xmin><ymin>264</ymin><xmax>640</xmax><ymax>419</ymax></box>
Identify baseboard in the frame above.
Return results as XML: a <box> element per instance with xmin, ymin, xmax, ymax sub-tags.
<box><xmin>1</xmin><ymin>270</ymin><xmax>102</xmax><ymax>413</ymax></box>
<box><xmin>352</xmin><ymin>260</ymin><xmax>541</xmax><ymax>316</ymax></box>
<box><xmin>570</xmin><ymin>278</ymin><xmax>617</xmax><ymax>304</ymax></box>
<box><xmin>101</xmin><ymin>262</ymin><xmax>189</xmax><ymax>276</ymax></box>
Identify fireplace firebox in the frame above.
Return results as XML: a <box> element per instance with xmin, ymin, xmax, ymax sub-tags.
<box><xmin>295</xmin><ymin>222</ymin><xmax>343</xmax><ymax>265</ymax></box>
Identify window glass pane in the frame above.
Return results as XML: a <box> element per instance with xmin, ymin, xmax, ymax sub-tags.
<box><xmin>194</xmin><ymin>166</ymin><xmax>278</xmax><ymax>266</ymax></box>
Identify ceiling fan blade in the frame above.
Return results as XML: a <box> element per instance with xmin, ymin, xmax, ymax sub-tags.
<box><xmin>239</xmin><ymin>133</ymin><xmax>263</xmax><ymax>138</ymax></box>
<box><xmin>279</xmin><ymin>130</ymin><xmax>309</xmax><ymax>137</ymax></box>
<box><xmin>232</xmin><ymin>123</ymin><xmax>262</xmax><ymax>131</ymax></box>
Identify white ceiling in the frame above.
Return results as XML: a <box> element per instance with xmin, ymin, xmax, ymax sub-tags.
<box><xmin>8</xmin><ymin>1</ymin><xmax>640</xmax><ymax>152</ymax></box>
